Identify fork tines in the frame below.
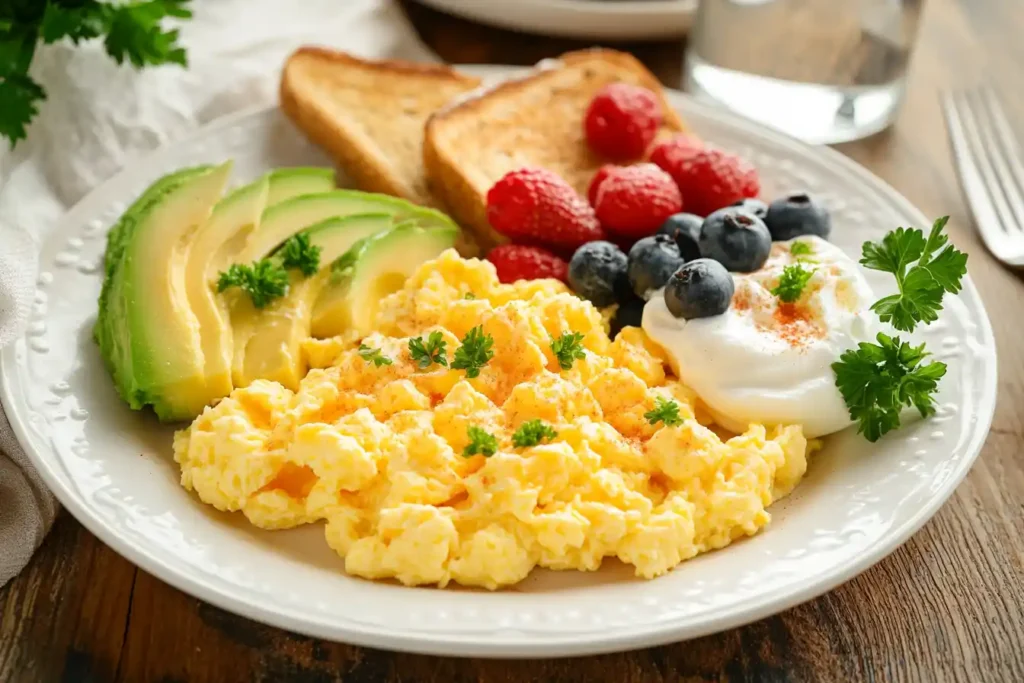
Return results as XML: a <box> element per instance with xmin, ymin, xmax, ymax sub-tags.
<box><xmin>943</xmin><ymin>88</ymin><xmax>1024</xmax><ymax>265</ymax></box>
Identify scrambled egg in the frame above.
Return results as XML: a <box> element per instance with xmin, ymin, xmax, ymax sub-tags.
<box><xmin>174</xmin><ymin>250</ymin><xmax>813</xmax><ymax>589</ymax></box>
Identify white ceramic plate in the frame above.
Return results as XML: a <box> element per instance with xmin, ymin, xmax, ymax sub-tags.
<box><xmin>1</xmin><ymin>66</ymin><xmax>997</xmax><ymax>658</ymax></box>
<box><xmin>414</xmin><ymin>0</ymin><xmax>696</xmax><ymax>40</ymax></box>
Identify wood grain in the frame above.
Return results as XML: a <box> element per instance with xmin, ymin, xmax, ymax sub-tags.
<box><xmin>3</xmin><ymin>0</ymin><xmax>1024</xmax><ymax>681</ymax></box>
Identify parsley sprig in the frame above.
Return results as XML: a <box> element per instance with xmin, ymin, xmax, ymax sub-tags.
<box><xmin>771</xmin><ymin>263</ymin><xmax>816</xmax><ymax>303</ymax></box>
<box><xmin>358</xmin><ymin>344</ymin><xmax>393</xmax><ymax>367</ymax></box>
<box><xmin>860</xmin><ymin>216</ymin><xmax>968</xmax><ymax>333</ymax></box>
<box><xmin>219</xmin><ymin>234</ymin><xmax>324</xmax><ymax>308</ymax></box>
<box><xmin>644</xmin><ymin>397</ymin><xmax>683</xmax><ymax>427</ymax></box>
<box><xmin>790</xmin><ymin>241</ymin><xmax>813</xmax><ymax>257</ymax></box>
<box><xmin>1</xmin><ymin>0</ymin><xmax>193</xmax><ymax>146</ymax></box>
<box><xmin>550</xmin><ymin>332</ymin><xmax>586</xmax><ymax>370</ymax></box>
<box><xmin>279</xmin><ymin>233</ymin><xmax>321</xmax><ymax>276</ymax></box>
<box><xmin>511</xmin><ymin>419</ymin><xmax>557</xmax><ymax>448</ymax></box>
<box><xmin>463</xmin><ymin>426</ymin><xmax>498</xmax><ymax>458</ymax></box>
<box><xmin>216</xmin><ymin>261</ymin><xmax>288</xmax><ymax>309</ymax></box>
<box><xmin>832</xmin><ymin>216</ymin><xmax>966</xmax><ymax>442</ymax></box>
<box><xmin>833</xmin><ymin>333</ymin><xmax>946</xmax><ymax>442</ymax></box>
<box><xmin>451</xmin><ymin>326</ymin><xmax>494</xmax><ymax>379</ymax></box>
<box><xmin>408</xmin><ymin>331</ymin><xmax>448</xmax><ymax>369</ymax></box>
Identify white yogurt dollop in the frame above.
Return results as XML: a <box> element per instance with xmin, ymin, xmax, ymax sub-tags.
<box><xmin>642</xmin><ymin>236</ymin><xmax>878</xmax><ymax>438</ymax></box>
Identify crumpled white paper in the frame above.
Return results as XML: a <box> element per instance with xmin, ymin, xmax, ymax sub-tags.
<box><xmin>0</xmin><ymin>0</ymin><xmax>437</xmax><ymax>587</ymax></box>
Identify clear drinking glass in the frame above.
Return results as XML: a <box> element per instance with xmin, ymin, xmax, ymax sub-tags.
<box><xmin>684</xmin><ymin>0</ymin><xmax>925</xmax><ymax>145</ymax></box>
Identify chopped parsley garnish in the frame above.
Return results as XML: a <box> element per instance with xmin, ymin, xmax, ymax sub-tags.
<box><xmin>451</xmin><ymin>325</ymin><xmax>494</xmax><ymax>379</ymax></box>
<box><xmin>463</xmin><ymin>425</ymin><xmax>498</xmax><ymax>457</ymax></box>
<box><xmin>550</xmin><ymin>332</ymin><xmax>586</xmax><ymax>370</ymax></box>
<box><xmin>790</xmin><ymin>241</ymin><xmax>813</xmax><ymax>256</ymax></box>
<box><xmin>331</xmin><ymin>248</ymin><xmax>359</xmax><ymax>275</ymax></box>
<box><xmin>511</xmin><ymin>419</ymin><xmax>558</xmax><ymax>448</ymax></box>
<box><xmin>771</xmin><ymin>263</ymin><xmax>816</xmax><ymax>303</ymax></box>
<box><xmin>216</xmin><ymin>260</ymin><xmax>288</xmax><ymax>309</ymax></box>
<box><xmin>408</xmin><ymin>331</ymin><xmax>448</xmax><ymax>369</ymax></box>
<box><xmin>463</xmin><ymin>292</ymin><xmax>476</xmax><ymax>300</ymax></box>
<box><xmin>832</xmin><ymin>332</ymin><xmax>946</xmax><ymax>442</ymax></box>
<box><xmin>644</xmin><ymin>397</ymin><xmax>683</xmax><ymax>427</ymax></box>
<box><xmin>358</xmin><ymin>344</ymin><xmax>393</xmax><ymax>367</ymax></box>
<box><xmin>279</xmin><ymin>233</ymin><xmax>321</xmax><ymax>276</ymax></box>
<box><xmin>832</xmin><ymin>216</ymin><xmax>966</xmax><ymax>442</ymax></box>
<box><xmin>859</xmin><ymin>216</ymin><xmax>967</xmax><ymax>333</ymax></box>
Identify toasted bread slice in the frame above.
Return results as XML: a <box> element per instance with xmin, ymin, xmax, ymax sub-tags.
<box><xmin>424</xmin><ymin>49</ymin><xmax>688</xmax><ymax>248</ymax></box>
<box><xmin>280</xmin><ymin>47</ymin><xmax>482</xmax><ymax>209</ymax></box>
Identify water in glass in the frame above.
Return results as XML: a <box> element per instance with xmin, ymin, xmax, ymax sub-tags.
<box><xmin>685</xmin><ymin>0</ymin><xmax>925</xmax><ymax>144</ymax></box>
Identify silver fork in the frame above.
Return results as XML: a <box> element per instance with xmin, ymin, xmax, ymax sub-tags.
<box><xmin>942</xmin><ymin>88</ymin><xmax>1024</xmax><ymax>266</ymax></box>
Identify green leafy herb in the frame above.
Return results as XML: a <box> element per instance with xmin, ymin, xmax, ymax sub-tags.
<box><xmin>279</xmin><ymin>233</ymin><xmax>321</xmax><ymax>277</ymax></box>
<box><xmin>859</xmin><ymin>216</ymin><xmax>967</xmax><ymax>332</ymax></box>
<box><xmin>832</xmin><ymin>217</ymin><xmax>965</xmax><ymax>442</ymax></box>
<box><xmin>463</xmin><ymin>292</ymin><xmax>476</xmax><ymax>300</ymax></box>
<box><xmin>463</xmin><ymin>425</ymin><xmax>498</xmax><ymax>458</ymax></box>
<box><xmin>331</xmin><ymin>248</ymin><xmax>358</xmax><ymax>275</ymax></box>
<box><xmin>103</xmin><ymin>0</ymin><xmax>191</xmax><ymax>67</ymax></box>
<box><xmin>644</xmin><ymin>396</ymin><xmax>683</xmax><ymax>427</ymax></box>
<box><xmin>790</xmin><ymin>241</ymin><xmax>813</xmax><ymax>256</ymax></box>
<box><xmin>408</xmin><ymin>331</ymin><xmax>448</xmax><ymax>369</ymax></box>
<box><xmin>1</xmin><ymin>0</ymin><xmax>193</xmax><ymax>146</ymax></box>
<box><xmin>40</xmin><ymin>4</ymin><xmax>106</xmax><ymax>43</ymax></box>
<box><xmin>771</xmin><ymin>263</ymin><xmax>816</xmax><ymax>303</ymax></box>
<box><xmin>358</xmin><ymin>344</ymin><xmax>393</xmax><ymax>368</ymax></box>
<box><xmin>550</xmin><ymin>332</ymin><xmax>586</xmax><ymax>370</ymax></box>
<box><xmin>511</xmin><ymin>419</ymin><xmax>557</xmax><ymax>448</ymax></box>
<box><xmin>0</xmin><ymin>74</ymin><xmax>45</xmax><ymax>146</ymax></box>
<box><xmin>216</xmin><ymin>261</ymin><xmax>288</xmax><ymax>309</ymax></box>
<box><xmin>451</xmin><ymin>325</ymin><xmax>494</xmax><ymax>379</ymax></box>
<box><xmin>832</xmin><ymin>332</ymin><xmax>947</xmax><ymax>442</ymax></box>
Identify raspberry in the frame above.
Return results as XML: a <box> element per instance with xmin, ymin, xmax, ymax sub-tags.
<box><xmin>487</xmin><ymin>244</ymin><xmax>569</xmax><ymax>284</ymax></box>
<box><xmin>593</xmin><ymin>163</ymin><xmax>683</xmax><ymax>239</ymax></box>
<box><xmin>584</xmin><ymin>83</ymin><xmax>662</xmax><ymax>161</ymax></box>
<box><xmin>652</xmin><ymin>144</ymin><xmax>760</xmax><ymax>217</ymax></box>
<box><xmin>486</xmin><ymin>167</ymin><xmax>604</xmax><ymax>251</ymax></box>
<box><xmin>649</xmin><ymin>133</ymin><xmax>705</xmax><ymax>171</ymax></box>
<box><xmin>587</xmin><ymin>164</ymin><xmax>617</xmax><ymax>207</ymax></box>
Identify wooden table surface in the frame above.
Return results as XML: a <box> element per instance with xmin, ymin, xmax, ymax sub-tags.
<box><xmin>3</xmin><ymin>0</ymin><xmax>1023</xmax><ymax>681</ymax></box>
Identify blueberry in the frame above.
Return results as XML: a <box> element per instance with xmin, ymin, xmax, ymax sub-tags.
<box><xmin>569</xmin><ymin>241</ymin><xmax>629</xmax><ymax>307</ymax></box>
<box><xmin>627</xmin><ymin>235</ymin><xmax>686</xmax><ymax>299</ymax></box>
<box><xmin>610</xmin><ymin>296</ymin><xmax>646</xmax><ymax>338</ymax></box>
<box><xmin>730</xmin><ymin>198</ymin><xmax>768</xmax><ymax>220</ymax></box>
<box><xmin>764</xmin><ymin>193</ymin><xmax>831</xmax><ymax>241</ymax></box>
<box><xmin>664</xmin><ymin>259</ymin><xmax>735</xmax><ymax>319</ymax></box>
<box><xmin>698</xmin><ymin>207</ymin><xmax>772</xmax><ymax>273</ymax></box>
<box><xmin>657</xmin><ymin>213</ymin><xmax>703</xmax><ymax>261</ymax></box>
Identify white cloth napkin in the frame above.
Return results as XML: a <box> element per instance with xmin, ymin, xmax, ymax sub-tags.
<box><xmin>0</xmin><ymin>0</ymin><xmax>437</xmax><ymax>588</ymax></box>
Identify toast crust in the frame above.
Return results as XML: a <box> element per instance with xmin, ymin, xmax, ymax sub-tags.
<box><xmin>424</xmin><ymin>48</ymin><xmax>688</xmax><ymax>248</ymax></box>
<box><xmin>280</xmin><ymin>47</ymin><xmax>481</xmax><ymax>208</ymax></box>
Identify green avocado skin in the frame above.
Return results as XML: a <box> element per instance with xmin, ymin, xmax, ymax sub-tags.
<box><xmin>94</xmin><ymin>166</ymin><xmax>213</xmax><ymax>419</ymax></box>
<box><xmin>342</xmin><ymin>223</ymin><xmax>459</xmax><ymax>276</ymax></box>
<box><xmin>329</xmin><ymin>223</ymin><xmax>459</xmax><ymax>335</ymax></box>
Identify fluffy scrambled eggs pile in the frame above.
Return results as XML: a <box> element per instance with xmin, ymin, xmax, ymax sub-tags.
<box><xmin>174</xmin><ymin>250</ymin><xmax>812</xmax><ymax>589</ymax></box>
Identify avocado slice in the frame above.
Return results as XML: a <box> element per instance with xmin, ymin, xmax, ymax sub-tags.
<box><xmin>208</xmin><ymin>168</ymin><xmax>337</xmax><ymax>276</ymax></box>
<box><xmin>235</xmin><ymin>190</ymin><xmax>458</xmax><ymax>265</ymax></box>
<box><xmin>265</xmin><ymin>167</ymin><xmax>336</xmax><ymax>205</ymax></box>
<box><xmin>230</xmin><ymin>213</ymin><xmax>396</xmax><ymax>390</ymax></box>
<box><xmin>184</xmin><ymin>176</ymin><xmax>270</xmax><ymax>401</ymax></box>
<box><xmin>96</xmin><ymin>162</ymin><xmax>232</xmax><ymax>421</ymax></box>
<box><xmin>312</xmin><ymin>223</ymin><xmax>459</xmax><ymax>338</ymax></box>
<box><xmin>184</xmin><ymin>167</ymin><xmax>337</xmax><ymax>399</ymax></box>
<box><xmin>95</xmin><ymin>165</ymin><xmax>210</xmax><ymax>360</ymax></box>
<box><xmin>303</xmin><ymin>214</ymin><xmax>396</xmax><ymax>257</ymax></box>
